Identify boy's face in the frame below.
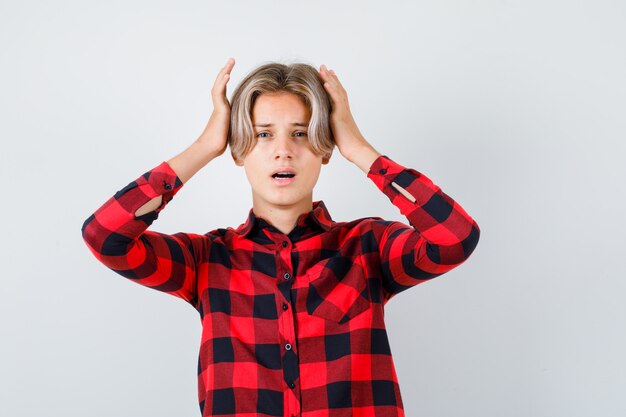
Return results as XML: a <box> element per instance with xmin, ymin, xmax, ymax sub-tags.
<box><xmin>234</xmin><ymin>91</ymin><xmax>330</xmax><ymax>213</ymax></box>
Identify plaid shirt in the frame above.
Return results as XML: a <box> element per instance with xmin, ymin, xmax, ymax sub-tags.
<box><xmin>81</xmin><ymin>154</ymin><xmax>480</xmax><ymax>417</ymax></box>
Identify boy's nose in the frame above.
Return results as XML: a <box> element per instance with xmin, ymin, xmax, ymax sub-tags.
<box><xmin>273</xmin><ymin>135</ymin><xmax>296</xmax><ymax>155</ymax></box>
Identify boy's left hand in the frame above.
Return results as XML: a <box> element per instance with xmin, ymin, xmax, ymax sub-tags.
<box><xmin>319</xmin><ymin>64</ymin><xmax>374</xmax><ymax>164</ymax></box>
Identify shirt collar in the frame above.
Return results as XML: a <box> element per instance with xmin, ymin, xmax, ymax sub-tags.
<box><xmin>235</xmin><ymin>200</ymin><xmax>333</xmax><ymax>238</ymax></box>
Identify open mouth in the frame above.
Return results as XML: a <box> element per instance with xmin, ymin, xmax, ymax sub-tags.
<box><xmin>271</xmin><ymin>173</ymin><xmax>296</xmax><ymax>179</ymax></box>
<box><xmin>271</xmin><ymin>172</ymin><xmax>296</xmax><ymax>185</ymax></box>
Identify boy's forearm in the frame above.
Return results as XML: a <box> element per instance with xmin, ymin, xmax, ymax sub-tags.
<box><xmin>167</xmin><ymin>140</ymin><xmax>221</xmax><ymax>184</ymax></box>
<box><xmin>134</xmin><ymin>141</ymin><xmax>219</xmax><ymax>217</ymax></box>
<box><xmin>351</xmin><ymin>142</ymin><xmax>382</xmax><ymax>175</ymax></box>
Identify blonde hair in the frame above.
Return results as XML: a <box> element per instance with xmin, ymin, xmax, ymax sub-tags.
<box><xmin>228</xmin><ymin>61</ymin><xmax>335</xmax><ymax>162</ymax></box>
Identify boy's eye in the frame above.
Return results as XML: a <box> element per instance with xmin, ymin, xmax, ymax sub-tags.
<box><xmin>256</xmin><ymin>132</ymin><xmax>308</xmax><ymax>138</ymax></box>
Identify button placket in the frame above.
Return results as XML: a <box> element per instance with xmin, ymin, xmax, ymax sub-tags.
<box><xmin>276</xmin><ymin>240</ymin><xmax>300</xmax><ymax>412</ymax></box>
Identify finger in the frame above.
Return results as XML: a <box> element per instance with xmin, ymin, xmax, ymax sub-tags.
<box><xmin>215</xmin><ymin>58</ymin><xmax>235</xmax><ymax>83</ymax></box>
<box><xmin>212</xmin><ymin>57</ymin><xmax>235</xmax><ymax>93</ymax></box>
<box><xmin>223</xmin><ymin>57</ymin><xmax>235</xmax><ymax>75</ymax></box>
<box><xmin>319</xmin><ymin>64</ymin><xmax>337</xmax><ymax>88</ymax></box>
<box><xmin>328</xmin><ymin>69</ymin><xmax>340</xmax><ymax>84</ymax></box>
<box><xmin>324</xmin><ymin>74</ymin><xmax>344</xmax><ymax>97</ymax></box>
<box><xmin>320</xmin><ymin>65</ymin><xmax>347</xmax><ymax>103</ymax></box>
<box><xmin>321</xmin><ymin>65</ymin><xmax>342</xmax><ymax>91</ymax></box>
<box><xmin>322</xmin><ymin>79</ymin><xmax>338</xmax><ymax>102</ymax></box>
<box><xmin>320</xmin><ymin>64</ymin><xmax>336</xmax><ymax>77</ymax></box>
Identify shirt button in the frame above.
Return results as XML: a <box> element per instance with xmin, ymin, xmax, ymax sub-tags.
<box><xmin>282</xmin><ymin>241</ymin><xmax>288</xmax><ymax>247</ymax></box>
<box><xmin>288</xmin><ymin>382</ymin><xmax>295</xmax><ymax>389</ymax></box>
<box><xmin>282</xmin><ymin>303</ymin><xmax>288</xmax><ymax>310</ymax></box>
<box><xmin>379</xmin><ymin>168</ymin><xmax>387</xmax><ymax>174</ymax></box>
<box><xmin>283</xmin><ymin>272</ymin><xmax>291</xmax><ymax>280</ymax></box>
<box><xmin>285</xmin><ymin>343</ymin><xmax>292</xmax><ymax>350</ymax></box>
<box><xmin>164</xmin><ymin>182</ymin><xmax>172</xmax><ymax>190</ymax></box>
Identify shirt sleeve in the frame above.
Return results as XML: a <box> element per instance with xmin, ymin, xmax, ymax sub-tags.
<box><xmin>366</xmin><ymin>154</ymin><xmax>481</xmax><ymax>302</ymax></box>
<box><xmin>80</xmin><ymin>161</ymin><xmax>205</xmax><ymax>309</ymax></box>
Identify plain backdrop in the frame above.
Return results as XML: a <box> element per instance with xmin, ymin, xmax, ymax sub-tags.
<box><xmin>1</xmin><ymin>1</ymin><xmax>625</xmax><ymax>416</ymax></box>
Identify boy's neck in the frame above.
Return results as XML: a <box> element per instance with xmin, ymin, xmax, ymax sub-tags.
<box><xmin>251</xmin><ymin>198</ymin><xmax>314</xmax><ymax>236</ymax></box>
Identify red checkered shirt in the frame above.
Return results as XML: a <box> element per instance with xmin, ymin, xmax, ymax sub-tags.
<box><xmin>81</xmin><ymin>154</ymin><xmax>480</xmax><ymax>417</ymax></box>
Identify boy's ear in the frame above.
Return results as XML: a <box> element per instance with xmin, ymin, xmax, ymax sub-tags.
<box><xmin>232</xmin><ymin>151</ymin><xmax>244</xmax><ymax>166</ymax></box>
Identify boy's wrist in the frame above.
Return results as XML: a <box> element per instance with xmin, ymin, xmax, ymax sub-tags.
<box><xmin>350</xmin><ymin>143</ymin><xmax>382</xmax><ymax>174</ymax></box>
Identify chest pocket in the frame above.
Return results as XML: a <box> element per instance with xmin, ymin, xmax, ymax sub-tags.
<box><xmin>305</xmin><ymin>256</ymin><xmax>370</xmax><ymax>324</ymax></box>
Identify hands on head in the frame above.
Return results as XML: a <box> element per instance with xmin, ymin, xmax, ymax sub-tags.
<box><xmin>197</xmin><ymin>57</ymin><xmax>236</xmax><ymax>157</ymax></box>
<box><xmin>196</xmin><ymin>57</ymin><xmax>377</xmax><ymax>172</ymax></box>
<box><xmin>317</xmin><ymin>64</ymin><xmax>374</xmax><ymax>165</ymax></box>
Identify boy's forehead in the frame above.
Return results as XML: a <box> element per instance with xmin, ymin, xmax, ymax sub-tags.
<box><xmin>252</xmin><ymin>92</ymin><xmax>311</xmax><ymax>121</ymax></box>
<box><xmin>252</xmin><ymin>111</ymin><xmax>311</xmax><ymax>122</ymax></box>
<box><xmin>253</xmin><ymin>122</ymin><xmax>308</xmax><ymax>127</ymax></box>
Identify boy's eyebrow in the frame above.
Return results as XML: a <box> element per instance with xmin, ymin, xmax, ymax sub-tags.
<box><xmin>253</xmin><ymin>122</ymin><xmax>308</xmax><ymax>127</ymax></box>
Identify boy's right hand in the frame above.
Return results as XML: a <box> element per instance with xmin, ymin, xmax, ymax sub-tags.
<box><xmin>196</xmin><ymin>57</ymin><xmax>236</xmax><ymax>157</ymax></box>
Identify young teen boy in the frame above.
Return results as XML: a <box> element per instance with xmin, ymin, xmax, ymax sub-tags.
<box><xmin>81</xmin><ymin>57</ymin><xmax>481</xmax><ymax>417</ymax></box>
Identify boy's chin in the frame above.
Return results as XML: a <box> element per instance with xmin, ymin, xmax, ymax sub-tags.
<box><xmin>264</xmin><ymin>195</ymin><xmax>312</xmax><ymax>207</ymax></box>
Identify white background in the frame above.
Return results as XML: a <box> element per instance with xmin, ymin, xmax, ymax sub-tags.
<box><xmin>1</xmin><ymin>0</ymin><xmax>625</xmax><ymax>416</ymax></box>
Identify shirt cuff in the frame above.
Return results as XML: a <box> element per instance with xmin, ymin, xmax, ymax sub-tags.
<box><xmin>110</xmin><ymin>160</ymin><xmax>184</xmax><ymax>222</ymax></box>
<box><xmin>366</xmin><ymin>153</ymin><xmax>439</xmax><ymax>231</ymax></box>
<box><xmin>140</xmin><ymin>161</ymin><xmax>184</xmax><ymax>213</ymax></box>
<box><xmin>367</xmin><ymin>154</ymin><xmax>410</xmax><ymax>192</ymax></box>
